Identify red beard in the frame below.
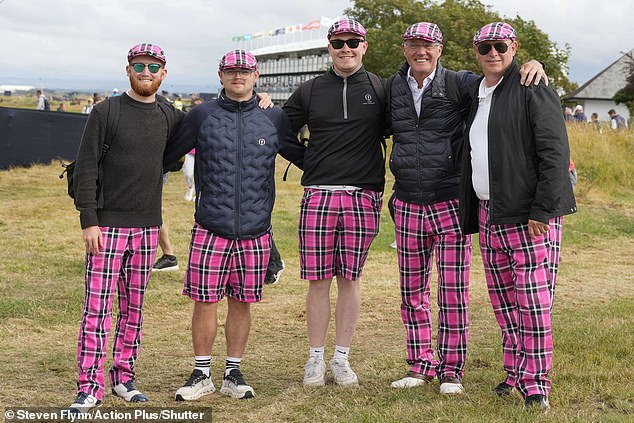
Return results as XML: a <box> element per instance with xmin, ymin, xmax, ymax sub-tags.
<box><xmin>129</xmin><ymin>74</ymin><xmax>162</xmax><ymax>97</ymax></box>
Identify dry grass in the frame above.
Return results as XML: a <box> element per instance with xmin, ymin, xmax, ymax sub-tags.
<box><xmin>0</xmin><ymin>142</ymin><xmax>633</xmax><ymax>422</ymax></box>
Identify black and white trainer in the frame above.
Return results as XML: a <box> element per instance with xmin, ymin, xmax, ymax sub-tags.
<box><xmin>219</xmin><ymin>369</ymin><xmax>255</xmax><ymax>399</ymax></box>
<box><xmin>69</xmin><ymin>392</ymin><xmax>102</xmax><ymax>414</ymax></box>
<box><xmin>175</xmin><ymin>369</ymin><xmax>215</xmax><ymax>401</ymax></box>
<box><xmin>112</xmin><ymin>380</ymin><xmax>149</xmax><ymax>402</ymax></box>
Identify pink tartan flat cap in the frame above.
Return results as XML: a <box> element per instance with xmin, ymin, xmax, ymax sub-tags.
<box><xmin>328</xmin><ymin>17</ymin><xmax>367</xmax><ymax>38</ymax></box>
<box><xmin>127</xmin><ymin>43</ymin><xmax>166</xmax><ymax>64</ymax></box>
<box><xmin>402</xmin><ymin>22</ymin><xmax>443</xmax><ymax>44</ymax></box>
<box><xmin>219</xmin><ymin>50</ymin><xmax>258</xmax><ymax>71</ymax></box>
<box><xmin>473</xmin><ymin>22</ymin><xmax>517</xmax><ymax>44</ymax></box>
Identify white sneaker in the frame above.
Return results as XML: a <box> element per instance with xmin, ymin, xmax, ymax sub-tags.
<box><xmin>439</xmin><ymin>377</ymin><xmax>465</xmax><ymax>395</ymax></box>
<box><xmin>303</xmin><ymin>357</ymin><xmax>326</xmax><ymax>386</ymax></box>
<box><xmin>390</xmin><ymin>372</ymin><xmax>433</xmax><ymax>389</ymax></box>
<box><xmin>220</xmin><ymin>369</ymin><xmax>255</xmax><ymax>399</ymax></box>
<box><xmin>175</xmin><ymin>369</ymin><xmax>215</xmax><ymax>401</ymax></box>
<box><xmin>330</xmin><ymin>358</ymin><xmax>358</xmax><ymax>386</ymax></box>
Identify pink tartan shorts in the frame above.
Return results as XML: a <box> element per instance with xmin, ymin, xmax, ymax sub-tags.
<box><xmin>299</xmin><ymin>188</ymin><xmax>382</xmax><ymax>281</ymax></box>
<box><xmin>184</xmin><ymin>223</ymin><xmax>271</xmax><ymax>303</ymax></box>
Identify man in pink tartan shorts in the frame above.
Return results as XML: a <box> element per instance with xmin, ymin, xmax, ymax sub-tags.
<box><xmin>282</xmin><ymin>17</ymin><xmax>386</xmax><ymax>387</ymax></box>
<box><xmin>69</xmin><ymin>43</ymin><xmax>184</xmax><ymax>412</ymax></box>
<box><xmin>460</xmin><ymin>22</ymin><xmax>576</xmax><ymax>411</ymax></box>
<box><xmin>163</xmin><ymin>50</ymin><xmax>304</xmax><ymax>401</ymax></box>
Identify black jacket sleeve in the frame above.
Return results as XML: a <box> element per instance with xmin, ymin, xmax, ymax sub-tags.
<box><xmin>527</xmin><ymin>82</ymin><xmax>571</xmax><ymax>223</ymax></box>
<box><xmin>265</xmin><ymin>107</ymin><xmax>305</xmax><ymax>170</ymax></box>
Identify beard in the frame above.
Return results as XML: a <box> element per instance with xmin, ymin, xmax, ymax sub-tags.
<box><xmin>128</xmin><ymin>74</ymin><xmax>162</xmax><ymax>97</ymax></box>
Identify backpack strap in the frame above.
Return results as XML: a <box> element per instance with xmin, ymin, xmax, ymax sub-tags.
<box><xmin>444</xmin><ymin>69</ymin><xmax>467</xmax><ymax>119</ymax></box>
<box><xmin>366</xmin><ymin>71</ymin><xmax>391</xmax><ymax>161</ymax></box>
<box><xmin>155</xmin><ymin>94</ymin><xmax>177</xmax><ymax>139</ymax></box>
<box><xmin>95</xmin><ymin>96</ymin><xmax>120</xmax><ymax>208</ymax></box>
<box><xmin>366</xmin><ymin>71</ymin><xmax>385</xmax><ymax>110</ymax></box>
<box><xmin>299</xmin><ymin>77</ymin><xmax>317</xmax><ymax>124</ymax></box>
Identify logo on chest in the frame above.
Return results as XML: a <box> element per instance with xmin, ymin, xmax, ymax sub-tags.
<box><xmin>362</xmin><ymin>93</ymin><xmax>376</xmax><ymax>105</ymax></box>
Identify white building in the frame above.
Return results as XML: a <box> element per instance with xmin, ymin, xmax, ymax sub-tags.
<box><xmin>564</xmin><ymin>49</ymin><xmax>633</xmax><ymax>123</ymax></box>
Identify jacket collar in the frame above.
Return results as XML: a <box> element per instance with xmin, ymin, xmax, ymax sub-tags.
<box><xmin>327</xmin><ymin>65</ymin><xmax>367</xmax><ymax>81</ymax></box>
<box><xmin>218</xmin><ymin>89</ymin><xmax>258</xmax><ymax>111</ymax></box>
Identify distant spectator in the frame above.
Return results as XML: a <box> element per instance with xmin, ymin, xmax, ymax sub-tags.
<box><xmin>36</xmin><ymin>89</ymin><xmax>50</xmax><ymax>111</ymax></box>
<box><xmin>172</xmin><ymin>94</ymin><xmax>183</xmax><ymax>111</ymax></box>
<box><xmin>608</xmin><ymin>109</ymin><xmax>628</xmax><ymax>131</ymax></box>
<box><xmin>573</xmin><ymin>105</ymin><xmax>587</xmax><ymax>124</ymax></box>
<box><xmin>590</xmin><ymin>112</ymin><xmax>601</xmax><ymax>131</ymax></box>
<box><xmin>92</xmin><ymin>92</ymin><xmax>102</xmax><ymax>104</ymax></box>
<box><xmin>564</xmin><ymin>107</ymin><xmax>573</xmax><ymax>122</ymax></box>
<box><xmin>82</xmin><ymin>98</ymin><xmax>94</xmax><ymax>115</ymax></box>
<box><xmin>57</xmin><ymin>102</ymin><xmax>67</xmax><ymax>112</ymax></box>
<box><xmin>111</xmin><ymin>88</ymin><xmax>121</xmax><ymax>97</ymax></box>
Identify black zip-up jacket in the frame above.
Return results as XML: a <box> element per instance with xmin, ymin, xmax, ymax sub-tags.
<box><xmin>388</xmin><ymin>61</ymin><xmax>478</xmax><ymax>205</ymax></box>
<box><xmin>459</xmin><ymin>59</ymin><xmax>577</xmax><ymax>234</ymax></box>
<box><xmin>163</xmin><ymin>91</ymin><xmax>305</xmax><ymax>239</ymax></box>
<box><xmin>283</xmin><ymin>66</ymin><xmax>386</xmax><ymax>192</ymax></box>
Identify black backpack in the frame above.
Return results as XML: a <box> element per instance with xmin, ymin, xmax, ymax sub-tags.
<box><xmin>60</xmin><ymin>95</ymin><xmax>177</xmax><ymax>205</ymax></box>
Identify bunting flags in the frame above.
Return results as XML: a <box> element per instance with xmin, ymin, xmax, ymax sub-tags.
<box><xmin>232</xmin><ymin>17</ymin><xmax>331</xmax><ymax>41</ymax></box>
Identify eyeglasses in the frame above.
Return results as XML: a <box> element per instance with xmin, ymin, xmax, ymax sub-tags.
<box><xmin>329</xmin><ymin>38</ymin><xmax>364</xmax><ymax>49</ymax></box>
<box><xmin>222</xmin><ymin>69</ymin><xmax>255</xmax><ymax>77</ymax></box>
<box><xmin>476</xmin><ymin>42</ymin><xmax>511</xmax><ymax>55</ymax></box>
<box><xmin>131</xmin><ymin>63</ymin><xmax>163</xmax><ymax>74</ymax></box>
<box><xmin>404</xmin><ymin>41</ymin><xmax>438</xmax><ymax>51</ymax></box>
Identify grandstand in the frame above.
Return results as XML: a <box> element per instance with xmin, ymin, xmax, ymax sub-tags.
<box><xmin>233</xmin><ymin>17</ymin><xmax>336</xmax><ymax>105</ymax></box>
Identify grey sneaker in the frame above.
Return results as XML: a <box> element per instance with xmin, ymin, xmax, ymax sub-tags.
<box><xmin>303</xmin><ymin>356</ymin><xmax>326</xmax><ymax>386</ymax></box>
<box><xmin>330</xmin><ymin>359</ymin><xmax>358</xmax><ymax>386</ymax></box>
<box><xmin>175</xmin><ymin>369</ymin><xmax>215</xmax><ymax>401</ymax></box>
<box><xmin>220</xmin><ymin>369</ymin><xmax>255</xmax><ymax>399</ymax></box>
<box><xmin>152</xmin><ymin>254</ymin><xmax>179</xmax><ymax>272</ymax></box>
<box><xmin>112</xmin><ymin>380</ymin><xmax>149</xmax><ymax>402</ymax></box>
<box><xmin>69</xmin><ymin>392</ymin><xmax>101</xmax><ymax>414</ymax></box>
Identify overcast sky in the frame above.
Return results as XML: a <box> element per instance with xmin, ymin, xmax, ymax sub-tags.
<box><xmin>1</xmin><ymin>0</ymin><xmax>632</xmax><ymax>93</ymax></box>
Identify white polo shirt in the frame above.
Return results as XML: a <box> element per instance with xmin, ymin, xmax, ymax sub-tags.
<box><xmin>469</xmin><ymin>77</ymin><xmax>503</xmax><ymax>200</ymax></box>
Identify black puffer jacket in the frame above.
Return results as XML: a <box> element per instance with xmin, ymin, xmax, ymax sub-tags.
<box><xmin>163</xmin><ymin>91</ymin><xmax>304</xmax><ymax>239</ymax></box>
<box><xmin>388</xmin><ymin>61</ymin><xmax>477</xmax><ymax>205</ymax></box>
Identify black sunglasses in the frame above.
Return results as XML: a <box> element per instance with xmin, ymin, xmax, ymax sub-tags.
<box><xmin>131</xmin><ymin>63</ymin><xmax>163</xmax><ymax>74</ymax></box>
<box><xmin>477</xmin><ymin>42</ymin><xmax>510</xmax><ymax>55</ymax></box>
<box><xmin>329</xmin><ymin>38</ymin><xmax>364</xmax><ymax>49</ymax></box>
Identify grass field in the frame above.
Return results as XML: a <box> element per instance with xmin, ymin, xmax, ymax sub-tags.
<box><xmin>0</xmin><ymin>127</ymin><xmax>633</xmax><ymax>422</ymax></box>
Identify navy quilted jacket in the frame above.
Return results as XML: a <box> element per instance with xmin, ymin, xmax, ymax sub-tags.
<box><xmin>163</xmin><ymin>91</ymin><xmax>304</xmax><ymax>239</ymax></box>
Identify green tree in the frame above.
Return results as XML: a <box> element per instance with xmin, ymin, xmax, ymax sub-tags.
<box><xmin>345</xmin><ymin>0</ymin><xmax>573</xmax><ymax>93</ymax></box>
<box><xmin>613</xmin><ymin>52</ymin><xmax>634</xmax><ymax>118</ymax></box>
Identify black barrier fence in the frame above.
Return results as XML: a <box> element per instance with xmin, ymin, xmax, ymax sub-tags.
<box><xmin>0</xmin><ymin>107</ymin><xmax>87</xmax><ymax>170</ymax></box>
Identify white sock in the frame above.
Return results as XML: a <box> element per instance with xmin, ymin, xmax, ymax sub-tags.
<box><xmin>333</xmin><ymin>345</ymin><xmax>350</xmax><ymax>361</ymax></box>
<box><xmin>309</xmin><ymin>346</ymin><xmax>325</xmax><ymax>361</ymax></box>
<box><xmin>194</xmin><ymin>355</ymin><xmax>211</xmax><ymax>377</ymax></box>
<box><xmin>225</xmin><ymin>356</ymin><xmax>241</xmax><ymax>376</ymax></box>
